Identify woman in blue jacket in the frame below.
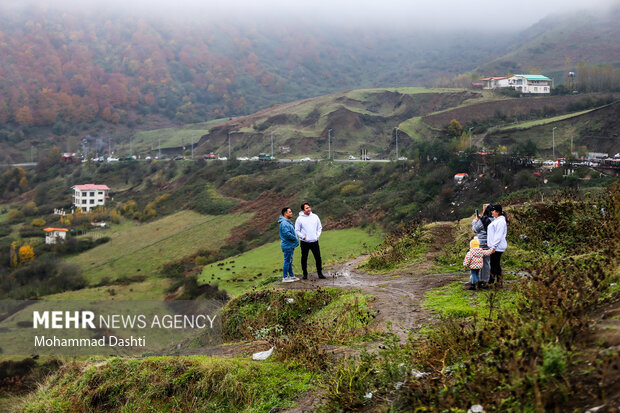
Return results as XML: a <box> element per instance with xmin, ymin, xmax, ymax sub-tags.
<box><xmin>279</xmin><ymin>207</ymin><xmax>300</xmax><ymax>282</ymax></box>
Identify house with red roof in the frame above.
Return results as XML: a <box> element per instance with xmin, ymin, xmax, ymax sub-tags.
<box><xmin>454</xmin><ymin>173</ymin><xmax>468</xmax><ymax>183</ymax></box>
<box><xmin>481</xmin><ymin>77</ymin><xmax>509</xmax><ymax>90</ymax></box>
<box><xmin>72</xmin><ymin>184</ymin><xmax>110</xmax><ymax>211</ymax></box>
<box><xmin>44</xmin><ymin>228</ymin><xmax>68</xmax><ymax>244</ymax></box>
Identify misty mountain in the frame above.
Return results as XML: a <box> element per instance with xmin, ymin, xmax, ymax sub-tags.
<box><xmin>477</xmin><ymin>6</ymin><xmax>620</xmax><ymax>76</ymax></box>
<box><xmin>0</xmin><ymin>4</ymin><xmax>618</xmax><ymax>131</ymax></box>
<box><xmin>0</xmin><ymin>6</ymin><xmax>508</xmax><ymax>128</ymax></box>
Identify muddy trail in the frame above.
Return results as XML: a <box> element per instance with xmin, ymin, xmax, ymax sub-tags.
<box><xmin>283</xmin><ymin>254</ymin><xmax>462</xmax><ymax>341</ymax></box>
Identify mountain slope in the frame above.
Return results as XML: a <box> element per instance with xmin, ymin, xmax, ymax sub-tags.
<box><xmin>0</xmin><ymin>6</ymin><xmax>508</xmax><ymax>130</ymax></box>
<box><xmin>478</xmin><ymin>7</ymin><xmax>620</xmax><ymax>76</ymax></box>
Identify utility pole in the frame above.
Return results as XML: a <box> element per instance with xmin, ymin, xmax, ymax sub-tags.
<box><xmin>191</xmin><ymin>137</ymin><xmax>194</xmax><ymax>160</ymax></box>
<box><xmin>468</xmin><ymin>127</ymin><xmax>473</xmax><ymax>149</ymax></box>
<box><xmin>552</xmin><ymin>127</ymin><xmax>557</xmax><ymax>160</ymax></box>
<box><xmin>570</xmin><ymin>134</ymin><xmax>573</xmax><ymax>157</ymax></box>
<box><xmin>328</xmin><ymin>129</ymin><xmax>332</xmax><ymax>160</ymax></box>
<box><xmin>395</xmin><ymin>127</ymin><xmax>399</xmax><ymax>160</ymax></box>
<box><xmin>228</xmin><ymin>131</ymin><xmax>231</xmax><ymax>159</ymax></box>
<box><xmin>30</xmin><ymin>145</ymin><xmax>33</xmax><ymax>163</ymax></box>
<box><xmin>271</xmin><ymin>132</ymin><xmax>274</xmax><ymax>157</ymax></box>
<box><xmin>158</xmin><ymin>138</ymin><xmax>161</xmax><ymax>158</ymax></box>
<box><xmin>130</xmin><ymin>136</ymin><xmax>133</xmax><ymax>156</ymax></box>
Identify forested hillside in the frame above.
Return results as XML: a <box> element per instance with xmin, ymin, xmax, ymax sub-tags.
<box><xmin>0</xmin><ymin>5</ymin><xmax>507</xmax><ymax>129</ymax></box>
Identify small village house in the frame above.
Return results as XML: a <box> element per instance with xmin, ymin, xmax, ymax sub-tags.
<box><xmin>479</xmin><ymin>74</ymin><xmax>552</xmax><ymax>94</ymax></box>
<box><xmin>481</xmin><ymin>77</ymin><xmax>509</xmax><ymax>90</ymax></box>
<box><xmin>508</xmin><ymin>74</ymin><xmax>552</xmax><ymax>94</ymax></box>
<box><xmin>44</xmin><ymin>228</ymin><xmax>68</xmax><ymax>245</ymax></box>
<box><xmin>454</xmin><ymin>173</ymin><xmax>468</xmax><ymax>183</ymax></box>
<box><xmin>72</xmin><ymin>184</ymin><xmax>110</xmax><ymax>211</ymax></box>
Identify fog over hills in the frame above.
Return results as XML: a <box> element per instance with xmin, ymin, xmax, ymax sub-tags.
<box><xmin>0</xmin><ymin>0</ymin><xmax>618</xmax><ymax>129</ymax></box>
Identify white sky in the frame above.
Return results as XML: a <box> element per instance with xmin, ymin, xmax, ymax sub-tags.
<box><xmin>2</xmin><ymin>0</ymin><xmax>619</xmax><ymax>31</ymax></box>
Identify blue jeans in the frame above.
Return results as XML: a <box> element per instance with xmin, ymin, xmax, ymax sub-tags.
<box><xmin>470</xmin><ymin>269</ymin><xmax>480</xmax><ymax>284</ymax></box>
<box><xmin>282</xmin><ymin>248</ymin><xmax>295</xmax><ymax>278</ymax></box>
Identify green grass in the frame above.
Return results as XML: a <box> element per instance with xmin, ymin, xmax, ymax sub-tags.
<box><xmin>223</xmin><ymin>288</ymin><xmax>375</xmax><ymax>343</ymax></box>
<box><xmin>424</xmin><ymin>280</ymin><xmax>520</xmax><ymax>319</ymax></box>
<box><xmin>497</xmin><ymin>109</ymin><xmax>594</xmax><ymax>131</ymax></box>
<box><xmin>199</xmin><ymin>228</ymin><xmax>383</xmax><ymax>297</ymax></box>
<box><xmin>66</xmin><ymin>210</ymin><xmax>251</xmax><ymax>284</ymax></box>
<box><xmin>17</xmin><ymin>356</ymin><xmax>314</xmax><ymax>413</ymax></box>
<box><xmin>423</xmin><ymin>281</ymin><xmax>484</xmax><ymax>318</ymax></box>
<box><xmin>345</xmin><ymin>87</ymin><xmax>457</xmax><ymax>100</ymax></box>
<box><xmin>122</xmin><ymin>119</ymin><xmax>229</xmax><ymax>154</ymax></box>
<box><xmin>45</xmin><ymin>278</ymin><xmax>174</xmax><ymax>300</ymax></box>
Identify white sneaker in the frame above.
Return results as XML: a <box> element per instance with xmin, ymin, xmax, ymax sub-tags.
<box><xmin>282</xmin><ymin>277</ymin><xmax>294</xmax><ymax>283</ymax></box>
<box><xmin>290</xmin><ymin>276</ymin><xmax>300</xmax><ymax>282</ymax></box>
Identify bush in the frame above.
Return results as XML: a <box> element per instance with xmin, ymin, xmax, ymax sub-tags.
<box><xmin>30</xmin><ymin>218</ymin><xmax>46</xmax><ymax>227</ymax></box>
<box><xmin>0</xmin><ymin>257</ymin><xmax>86</xmax><ymax>299</ymax></box>
<box><xmin>7</xmin><ymin>209</ymin><xmax>24</xmax><ymax>222</ymax></box>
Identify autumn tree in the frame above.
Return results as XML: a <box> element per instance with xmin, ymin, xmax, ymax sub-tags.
<box><xmin>18</xmin><ymin>245</ymin><xmax>35</xmax><ymax>264</ymax></box>
<box><xmin>15</xmin><ymin>106</ymin><xmax>34</xmax><ymax>126</ymax></box>
<box><xmin>446</xmin><ymin>119</ymin><xmax>463</xmax><ymax>137</ymax></box>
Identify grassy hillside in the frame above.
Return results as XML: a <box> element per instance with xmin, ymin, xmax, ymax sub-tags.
<box><xmin>17</xmin><ymin>357</ymin><xmax>314</xmax><ymax>413</ymax></box>
<box><xmin>66</xmin><ymin>211</ymin><xmax>251</xmax><ymax>283</ymax></box>
<box><xmin>196</xmin><ymin>88</ymin><xmax>481</xmax><ymax>159</ymax></box>
<box><xmin>485</xmin><ymin>100</ymin><xmax>620</xmax><ymax>156</ymax></box>
<box><xmin>200</xmin><ymin>227</ymin><xmax>383</xmax><ymax>296</ymax></box>
<box><xmin>120</xmin><ymin>119</ymin><xmax>229</xmax><ymax>155</ymax></box>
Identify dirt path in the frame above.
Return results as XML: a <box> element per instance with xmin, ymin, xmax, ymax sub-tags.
<box><xmin>282</xmin><ymin>254</ymin><xmax>462</xmax><ymax>340</ymax></box>
<box><xmin>278</xmin><ymin>222</ymin><xmax>463</xmax><ymax>412</ymax></box>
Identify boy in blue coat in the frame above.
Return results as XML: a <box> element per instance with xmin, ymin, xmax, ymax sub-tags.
<box><xmin>279</xmin><ymin>207</ymin><xmax>300</xmax><ymax>282</ymax></box>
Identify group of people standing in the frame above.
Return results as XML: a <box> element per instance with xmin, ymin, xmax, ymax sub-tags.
<box><xmin>463</xmin><ymin>204</ymin><xmax>508</xmax><ymax>290</ymax></box>
<box><xmin>278</xmin><ymin>202</ymin><xmax>325</xmax><ymax>282</ymax></box>
<box><xmin>278</xmin><ymin>201</ymin><xmax>508</xmax><ymax>288</ymax></box>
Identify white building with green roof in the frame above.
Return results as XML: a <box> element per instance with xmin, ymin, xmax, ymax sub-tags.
<box><xmin>507</xmin><ymin>74</ymin><xmax>552</xmax><ymax>94</ymax></box>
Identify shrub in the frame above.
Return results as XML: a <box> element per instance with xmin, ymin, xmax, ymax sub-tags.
<box><xmin>30</xmin><ymin>218</ymin><xmax>46</xmax><ymax>227</ymax></box>
<box><xmin>7</xmin><ymin>209</ymin><xmax>24</xmax><ymax>222</ymax></box>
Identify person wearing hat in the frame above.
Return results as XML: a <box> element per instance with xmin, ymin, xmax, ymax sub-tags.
<box><xmin>487</xmin><ymin>204</ymin><xmax>508</xmax><ymax>286</ymax></box>
<box><xmin>463</xmin><ymin>237</ymin><xmax>494</xmax><ymax>290</ymax></box>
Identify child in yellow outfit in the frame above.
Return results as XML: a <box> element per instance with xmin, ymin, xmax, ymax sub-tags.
<box><xmin>463</xmin><ymin>237</ymin><xmax>494</xmax><ymax>290</ymax></box>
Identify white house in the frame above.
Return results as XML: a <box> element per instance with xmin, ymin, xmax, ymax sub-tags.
<box><xmin>44</xmin><ymin>228</ymin><xmax>68</xmax><ymax>244</ymax></box>
<box><xmin>507</xmin><ymin>75</ymin><xmax>552</xmax><ymax>94</ymax></box>
<box><xmin>72</xmin><ymin>184</ymin><xmax>110</xmax><ymax>211</ymax></box>
<box><xmin>454</xmin><ymin>173</ymin><xmax>468</xmax><ymax>183</ymax></box>
<box><xmin>480</xmin><ymin>74</ymin><xmax>552</xmax><ymax>94</ymax></box>
<box><xmin>481</xmin><ymin>77</ymin><xmax>509</xmax><ymax>90</ymax></box>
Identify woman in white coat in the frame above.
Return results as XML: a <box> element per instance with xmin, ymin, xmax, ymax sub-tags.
<box><xmin>487</xmin><ymin>204</ymin><xmax>507</xmax><ymax>287</ymax></box>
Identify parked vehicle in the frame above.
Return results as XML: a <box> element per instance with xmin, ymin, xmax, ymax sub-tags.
<box><xmin>203</xmin><ymin>152</ymin><xmax>216</xmax><ymax>160</ymax></box>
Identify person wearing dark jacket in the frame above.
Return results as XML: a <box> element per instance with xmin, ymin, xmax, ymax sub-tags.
<box><xmin>471</xmin><ymin>203</ymin><xmax>494</xmax><ymax>287</ymax></box>
<box><xmin>279</xmin><ymin>207</ymin><xmax>299</xmax><ymax>283</ymax></box>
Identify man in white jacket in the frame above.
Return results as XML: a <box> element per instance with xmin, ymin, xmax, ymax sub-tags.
<box><xmin>295</xmin><ymin>202</ymin><xmax>325</xmax><ymax>280</ymax></box>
